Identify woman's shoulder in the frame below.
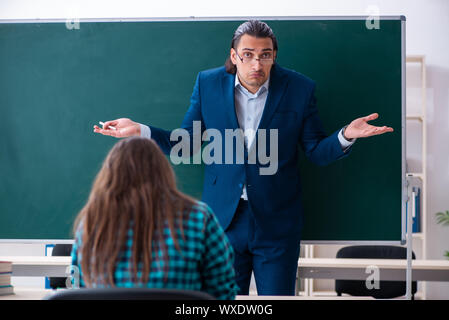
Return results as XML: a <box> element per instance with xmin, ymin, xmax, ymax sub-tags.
<box><xmin>185</xmin><ymin>200</ymin><xmax>218</xmax><ymax>229</ymax></box>
<box><xmin>190</xmin><ymin>200</ymin><xmax>213</xmax><ymax>216</ymax></box>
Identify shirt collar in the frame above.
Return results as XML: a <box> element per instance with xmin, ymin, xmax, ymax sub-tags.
<box><xmin>235</xmin><ymin>73</ymin><xmax>270</xmax><ymax>97</ymax></box>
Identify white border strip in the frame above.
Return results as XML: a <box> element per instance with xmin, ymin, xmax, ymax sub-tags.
<box><xmin>0</xmin><ymin>15</ymin><xmax>406</xmax><ymax>23</ymax></box>
<box><xmin>401</xmin><ymin>18</ymin><xmax>407</xmax><ymax>245</ymax></box>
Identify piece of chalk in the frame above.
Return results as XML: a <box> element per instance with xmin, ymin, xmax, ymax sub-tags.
<box><xmin>99</xmin><ymin>121</ymin><xmax>116</xmax><ymax>130</ymax></box>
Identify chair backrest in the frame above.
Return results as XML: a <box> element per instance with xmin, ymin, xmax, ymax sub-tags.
<box><xmin>44</xmin><ymin>288</ymin><xmax>215</xmax><ymax>300</ymax></box>
<box><xmin>335</xmin><ymin>245</ymin><xmax>417</xmax><ymax>299</ymax></box>
<box><xmin>49</xmin><ymin>244</ymin><xmax>73</xmax><ymax>289</ymax></box>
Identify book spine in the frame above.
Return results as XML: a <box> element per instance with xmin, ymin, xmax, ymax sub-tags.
<box><xmin>412</xmin><ymin>187</ymin><xmax>421</xmax><ymax>233</ymax></box>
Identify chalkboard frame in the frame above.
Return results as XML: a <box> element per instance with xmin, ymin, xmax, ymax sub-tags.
<box><xmin>0</xmin><ymin>16</ymin><xmax>406</xmax><ymax>244</ymax></box>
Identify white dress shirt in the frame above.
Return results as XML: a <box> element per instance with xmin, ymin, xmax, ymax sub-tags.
<box><xmin>140</xmin><ymin>74</ymin><xmax>356</xmax><ymax>200</ymax></box>
<box><xmin>234</xmin><ymin>74</ymin><xmax>269</xmax><ymax>200</ymax></box>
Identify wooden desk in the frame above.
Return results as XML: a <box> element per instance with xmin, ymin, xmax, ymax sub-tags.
<box><xmin>0</xmin><ymin>256</ymin><xmax>71</xmax><ymax>277</ymax></box>
<box><xmin>2</xmin><ymin>256</ymin><xmax>448</xmax><ymax>281</ymax></box>
<box><xmin>298</xmin><ymin>258</ymin><xmax>449</xmax><ymax>281</ymax></box>
<box><xmin>0</xmin><ymin>288</ymin><xmax>55</xmax><ymax>300</ymax></box>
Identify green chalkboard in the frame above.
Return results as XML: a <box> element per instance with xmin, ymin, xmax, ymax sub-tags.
<box><xmin>0</xmin><ymin>18</ymin><xmax>404</xmax><ymax>241</ymax></box>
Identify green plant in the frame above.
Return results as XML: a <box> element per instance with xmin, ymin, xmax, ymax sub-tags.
<box><xmin>435</xmin><ymin>210</ymin><xmax>449</xmax><ymax>259</ymax></box>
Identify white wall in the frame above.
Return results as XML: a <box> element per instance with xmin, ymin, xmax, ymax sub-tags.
<box><xmin>1</xmin><ymin>0</ymin><xmax>448</xmax><ymax>299</ymax></box>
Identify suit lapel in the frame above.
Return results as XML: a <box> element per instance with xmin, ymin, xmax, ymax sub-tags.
<box><xmin>257</xmin><ymin>63</ymin><xmax>288</xmax><ymax>131</ymax></box>
<box><xmin>245</xmin><ymin>64</ymin><xmax>288</xmax><ymax>156</ymax></box>
<box><xmin>221</xmin><ymin>65</ymin><xmax>288</xmax><ymax>157</ymax></box>
<box><xmin>221</xmin><ymin>64</ymin><xmax>288</xmax><ymax>132</ymax></box>
<box><xmin>221</xmin><ymin>71</ymin><xmax>240</xmax><ymax>130</ymax></box>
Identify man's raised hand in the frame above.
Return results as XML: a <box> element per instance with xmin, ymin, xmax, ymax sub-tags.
<box><xmin>93</xmin><ymin>118</ymin><xmax>141</xmax><ymax>138</ymax></box>
<box><xmin>344</xmin><ymin>113</ymin><xmax>394</xmax><ymax>140</ymax></box>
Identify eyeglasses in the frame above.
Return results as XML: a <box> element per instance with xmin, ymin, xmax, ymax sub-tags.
<box><xmin>235</xmin><ymin>51</ymin><xmax>274</xmax><ymax>65</ymax></box>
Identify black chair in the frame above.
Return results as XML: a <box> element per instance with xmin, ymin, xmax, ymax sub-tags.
<box><xmin>335</xmin><ymin>245</ymin><xmax>418</xmax><ymax>299</ymax></box>
<box><xmin>49</xmin><ymin>244</ymin><xmax>73</xmax><ymax>289</ymax></box>
<box><xmin>43</xmin><ymin>288</ymin><xmax>215</xmax><ymax>300</ymax></box>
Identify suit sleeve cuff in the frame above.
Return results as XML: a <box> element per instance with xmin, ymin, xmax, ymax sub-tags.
<box><xmin>338</xmin><ymin>127</ymin><xmax>356</xmax><ymax>151</ymax></box>
<box><xmin>140</xmin><ymin>124</ymin><xmax>152</xmax><ymax>139</ymax></box>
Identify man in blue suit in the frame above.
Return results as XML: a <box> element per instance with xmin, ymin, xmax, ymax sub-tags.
<box><xmin>95</xmin><ymin>20</ymin><xmax>393</xmax><ymax>295</ymax></box>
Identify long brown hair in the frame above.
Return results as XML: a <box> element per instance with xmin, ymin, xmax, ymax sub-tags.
<box><xmin>73</xmin><ymin>137</ymin><xmax>197</xmax><ymax>287</ymax></box>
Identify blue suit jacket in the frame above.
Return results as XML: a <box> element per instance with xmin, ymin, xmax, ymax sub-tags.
<box><xmin>150</xmin><ymin>63</ymin><xmax>352</xmax><ymax>242</ymax></box>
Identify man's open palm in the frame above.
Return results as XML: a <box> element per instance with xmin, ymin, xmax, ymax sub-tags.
<box><xmin>344</xmin><ymin>113</ymin><xmax>394</xmax><ymax>140</ymax></box>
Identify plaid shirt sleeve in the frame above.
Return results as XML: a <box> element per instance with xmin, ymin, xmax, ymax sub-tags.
<box><xmin>199</xmin><ymin>204</ymin><xmax>239</xmax><ymax>300</ymax></box>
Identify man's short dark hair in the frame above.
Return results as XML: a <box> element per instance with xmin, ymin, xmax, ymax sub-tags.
<box><xmin>225</xmin><ymin>20</ymin><xmax>278</xmax><ymax>74</ymax></box>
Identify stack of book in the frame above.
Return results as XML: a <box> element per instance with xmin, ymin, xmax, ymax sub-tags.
<box><xmin>0</xmin><ymin>261</ymin><xmax>14</xmax><ymax>296</ymax></box>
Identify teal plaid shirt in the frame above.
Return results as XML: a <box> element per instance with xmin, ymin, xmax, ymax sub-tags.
<box><xmin>70</xmin><ymin>201</ymin><xmax>238</xmax><ymax>299</ymax></box>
